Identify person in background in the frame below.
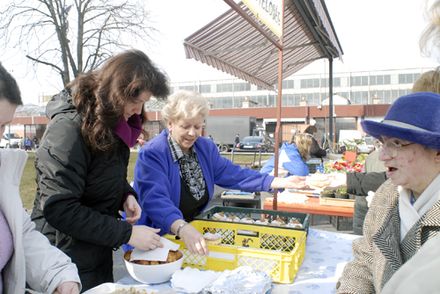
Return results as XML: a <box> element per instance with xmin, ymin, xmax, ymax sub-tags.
<box><xmin>133</xmin><ymin>90</ymin><xmax>306</xmax><ymax>256</ymax></box>
<box><xmin>364</xmin><ymin>144</ymin><xmax>386</xmax><ymax>174</ymax></box>
<box><xmin>260</xmin><ymin>132</ymin><xmax>312</xmax><ymax>177</ymax></box>
<box><xmin>32</xmin><ymin>136</ymin><xmax>39</xmax><ymax>149</ymax></box>
<box><xmin>412</xmin><ymin>68</ymin><xmax>440</xmax><ymax>93</ymax></box>
<box><xmin>0</xmin><ymin>62</ymin><xmax>80</xmax><ymax>293</ymax></box>
<box><xmin>234</xmin><ymin>133</ymin><xmax>240</xmax><ymax>148</ymax></box>
<box><xmin>30</xmin><ymin>50</ymin><xmax>169</xmax><ymax>291</ymax></box>
<box><xmin>23</xmin><ymin>136</ymin><xmax>32</xmax><ymax>151</ymax></box>
<box><xmin>303</xmin><ymin>125</ymin><xmax>327</xmax><ymax>158</ymax></box>
<box><xmin>336</xmin><ymin>92</ymin><xmax>440</xmax><ymax>293</ymax></box>
<box><xmin>136</xmin><ymin>129</ymin><xmax>148</xmax><ymax>149</ymax></box>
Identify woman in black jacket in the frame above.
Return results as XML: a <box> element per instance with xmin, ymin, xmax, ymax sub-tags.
<box><xmin>31</xmin><ymin>50</ymin><xmax>169</xmax><ymax>291</ymax></box>
<box><xmin>303</xmin><ymin>125</ymin><xmax>327</xmax><ymax>158</ymax></box>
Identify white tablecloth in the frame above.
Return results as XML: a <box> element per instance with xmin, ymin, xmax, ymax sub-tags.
<box><xmin>271</xmin><ymin>228</ymin><xmax>359</xmax><ymax>294</ymax></box>
<box><xmin>115</xmin><ymin>228</ymin><xmax>360</xmax><ymax>294</ymax></box>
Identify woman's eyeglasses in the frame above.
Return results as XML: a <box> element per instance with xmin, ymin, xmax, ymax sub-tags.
<box><xmin>375</xmin><ymin>138</ymin><xmax>414</xmax><ymax>158</ymax></box>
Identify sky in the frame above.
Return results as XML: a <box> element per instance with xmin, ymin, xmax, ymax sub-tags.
<box><xmin>2</xmin><ymin>0</ymin><xmax>439</xmax><ymax>104</ymax></box>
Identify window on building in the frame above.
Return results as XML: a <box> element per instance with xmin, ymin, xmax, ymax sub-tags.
<box><xmin>350</xmin><ymin>76</ymin><xmax>369</xmax><ymax>86</ymax></box>
<box><xmin>282</xmin><ymin>80</ymin><xmax>294</xmax><ymax>89</ymax></box>
<box><xmin>199</xmin><ymin>84</ymin><xmax>211</xmax><ymax>93</ymax></box>
<box><xmin>300</xmin><ymin>78</ymin><xmax>320</xmax><ymax>88</ymax></box>
<box><xmin>179</xmin><ymin>85</ymin><xmax>197</xmax><ymax>91</ymax></box>
<box><xmin>369</xmin><ymin>74</ymin><xmax>391</xmax><ymax>85</ymax></box>
<box><xmin>217</xmin><ymin>83</ymin><xmax>234</xmax><ymax>92</ymax></box>
<box><xmin>233</xmin><ymin>83</ymin><xmax>251</xmax><ymax>92</ymax></box>
<box><xmin>398</xmin><ymin>73</ymin><xmax>420</xmax><ymax>84</ymax></box>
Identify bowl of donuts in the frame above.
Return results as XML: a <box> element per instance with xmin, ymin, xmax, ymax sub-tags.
<box><xmin>123</xmin><ymin>250</ymin><xmax>183</xmax><ymax>284</ymax></box>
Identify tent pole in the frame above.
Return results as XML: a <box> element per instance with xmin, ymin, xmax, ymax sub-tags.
<box><xmin>328</xmin><ymin>57</ymin><xmax>334</xmax><ymax>148</ymax></box>
<box><xmin>273</xmin><ymin>0</ymin><xmax>285</xmax><ymax>211</ymax></box>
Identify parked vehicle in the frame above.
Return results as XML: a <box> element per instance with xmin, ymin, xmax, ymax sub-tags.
<box><xmin>205</xmin><ymin>116</ymin><xmax>257</xmax><ymax>152</ymax></box>
<box><xmin>357</xmin><ymin>136</ymin><xmax>376</xmax><ymax>154</ymax></box>
<box><xmin>0</xmin><ymin>133</ymin><xmax>22</xmax><ymax>148</ymax></box>
<box><xmin>238</xmin><ymin>136</ymin><xmax>273</xmax><ymax>152</ymax></box>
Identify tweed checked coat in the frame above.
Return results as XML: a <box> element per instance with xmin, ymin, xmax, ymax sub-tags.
<box><xmin>336</xmin><ymin>179</ymin><xmax>440</xmax><ymax>293</ymax></box>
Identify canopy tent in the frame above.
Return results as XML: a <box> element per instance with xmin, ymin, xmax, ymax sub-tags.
<box><xmin>184</xmin><ymin>0</ymin><xmax>343</xmax><ymax>209</ymax></box>
<box><xmin>184</xmin><ymin>0</ymin><xmax>343</xmax><ymax>90</ymax></box>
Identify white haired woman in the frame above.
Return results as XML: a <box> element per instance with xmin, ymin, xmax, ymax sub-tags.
<box><xmin>336</xmin><ymin>92</ymin><xmax>440</xmax><ymax>293</ymax></box>
<box><xmin>133</xmin><ymin>90</ymin><xmax>306</xmax><ymax>255</ymax></box>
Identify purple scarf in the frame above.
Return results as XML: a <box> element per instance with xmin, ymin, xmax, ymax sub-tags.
<box><xmin>114</xmin><ymin>114</ymin><xmax>142</xmax><ymax>147</ymax></box>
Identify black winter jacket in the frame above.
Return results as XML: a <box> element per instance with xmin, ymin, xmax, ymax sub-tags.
<box><xmin>31</xmin><ymin>90</ymin><xmax>135</xmax><ymax>290</ymax></box>
<box><xmin>347</xmin><ymin>171</ymin><xmax>387</xmax><ymax>196</ymax></box>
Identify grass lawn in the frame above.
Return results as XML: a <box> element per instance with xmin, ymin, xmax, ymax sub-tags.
<box><xmin>20</xmin><ymin>151</ymin><xmax>272</xmax><ymax>210</ymax></box>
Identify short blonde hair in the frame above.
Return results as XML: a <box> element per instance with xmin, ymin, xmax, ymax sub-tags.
<box><xmin>161</xmin><ymin>90</ymin><xmax>210</xmax><ymax>124</ymax></box>
<box><xmin>412</xmin><ymin>68</ymin><xmax>440</xmax><ymax>94</ymax></box>
<box><xmin>290</xmin><ymin>133</ymin><xmax>313</xmax><ymax>161</ymax></box>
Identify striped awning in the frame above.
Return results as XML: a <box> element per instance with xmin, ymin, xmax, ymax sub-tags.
<box><xmin>184</xmin><ymin>0</ymin><xmax>343</xmax><ymax>90</ymax></box>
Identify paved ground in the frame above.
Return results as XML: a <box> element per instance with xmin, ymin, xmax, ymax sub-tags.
<box><xmin>113</xmin><ymin>185</ymin><xmax>355</xmax><ymax>282</ymax></box>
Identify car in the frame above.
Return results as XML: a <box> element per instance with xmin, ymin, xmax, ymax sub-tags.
<box><xmin>0</xmin><ymin>133</ymin><xmax>22</xmax><ymax>148</ymax></box>
<box><xmin>238</xmin><ymin>136</ymin><xmax>273</xmax><ymax>152</ymax></box>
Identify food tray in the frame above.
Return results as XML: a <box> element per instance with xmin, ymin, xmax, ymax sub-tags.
<box><xmin>220</xmin><ymin>191</ymin><xmax>256</xmax><ymax>200</ymax></box>
<box><xmin>319</xmin><ymin>196</ymin><xmax>355</xmax><ymax>208</ymax></box>
<box><xmin>195</xmin><ymin>206</ymin><xmax>310</xmax><ymax>232</ymax></box>
<box><xmin>164</xmin><ymin>207</ymin><xmax>310</xmax><ymax>283</ymax></box>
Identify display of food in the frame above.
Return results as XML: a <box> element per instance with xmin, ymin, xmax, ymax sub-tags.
<box><xmin>240</xmin><ymin>216</ymin><xmax>255</xmax><ymax>224</ymax></box>
<box><xmin>212</xmin><ymin>212</ymin><xmax>228</xmax><ymax>221</ymax></box>
<box><xmin>124</xmin><ymin>250</ymin><xmax>183</xmax><ymax>265</ymax></box>
<box><xmin>306</xmin><ymin>172</ymin><xmax>331</xmax><ymax>189</ymax></box>
<box><xmin>255</xmin><ymin>215</ymin><xmax>269</xmax><ymax>225</ymax></box>
<box><xmin>123</xmin><ymin>249</ymin><xmax>184</xmax><ymax>284</ymax></box>
<box><xmin>204</xmin><ymin>232</ymin><xmax>222</xmax><ymax>245</ymax></box>
<box><xmin>286</xmin><ymin>218</ymin><xmax>303</xmax><ymax>228</ymax></box>
<box><xmin>210</xmin><ymin>211</ymin><xmax>303</xmax><ymax>229</ymax></box>
<box><xmin>270</xmin><ymin>216</ymin><xmax>286</xmax><ymax>226</ymax></box>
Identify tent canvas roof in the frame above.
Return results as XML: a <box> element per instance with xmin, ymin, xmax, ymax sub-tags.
<box><xmin>184</xmin><ymin>0</ymin><xmax>343</xmax><ymax>90</ymax></box>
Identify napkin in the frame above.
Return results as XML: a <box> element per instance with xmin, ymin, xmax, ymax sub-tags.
<box><xmin>171</xmin><ymin>267</ymin><xmax>221</xmax><ymax>293</ymax></box>
<box><xmin>130</xmin><ymin>237</ymin><xmax>180</xmax><ymax>262</ymax></box>
<box><xmin>277</xmin><ymin>190</ymin><xmax>309</xmax><ymax>204</ymax></box>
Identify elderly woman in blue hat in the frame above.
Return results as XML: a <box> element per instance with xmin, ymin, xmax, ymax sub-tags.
<box><xmin>336</xmin><ymin>92</ymin><xmax>440</xmax><ymax>294</ymax></box>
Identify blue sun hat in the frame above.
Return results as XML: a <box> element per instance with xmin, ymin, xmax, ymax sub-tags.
<box><xmin>361</xmin><ymin>92</ymin><xmax>440</xmax><ymax>150</ymax></box>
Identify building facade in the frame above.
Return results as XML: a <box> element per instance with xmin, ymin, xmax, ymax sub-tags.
<box><xmin>144</xmin><ymin>67</ymin><xmax>430</xmax><ymax>144</ymax></box>
<box><xmin>8</xmin><ymin>67</ymin><xmax>431</xmax><ymax>146</ymax></box>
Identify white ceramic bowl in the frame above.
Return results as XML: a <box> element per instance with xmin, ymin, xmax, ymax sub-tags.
<box><xmin>123</xmin><ymin>251</ymin><xmax>184</xmax><ymax>284</ymax></box>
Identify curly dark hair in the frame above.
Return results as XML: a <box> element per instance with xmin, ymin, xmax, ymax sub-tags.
<box><xmin>68</xmin><ymin>50</ymin><xmax>169</xmax><ymax>152</ymax></box>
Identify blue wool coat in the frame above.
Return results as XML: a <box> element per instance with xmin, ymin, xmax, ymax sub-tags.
<box><xmin>134</xmin><ymin>130</ymin><xmax>274</xmax><ymax>234</ymax></box>
<box><xmin>260</xmin><ymin>142</ymin><xmax>309</xmax><ymax>176</ymax></box>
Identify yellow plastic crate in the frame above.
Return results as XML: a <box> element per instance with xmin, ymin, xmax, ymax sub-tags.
<box><xmin>165</xmin><ymin>219</ymin><xmax>307</xmax><ymax>284</ymax></box>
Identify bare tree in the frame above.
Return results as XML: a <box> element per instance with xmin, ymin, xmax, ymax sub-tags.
<box><xmin>0</xmin><ymin>0</ymin><xmax>156</xmax><ymax>86</ymax></box>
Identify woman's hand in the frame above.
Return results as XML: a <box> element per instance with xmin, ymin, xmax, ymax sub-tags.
<box><xmin>179</xmin><ymin>224</ymin><xmax>208</xmax><ymax>256</ymax></box>
<box><xmin>53</xmin><ymin>281</ymin><xmax>80</xmax><ymax>294</ymax></box>
<box><xmin>271</xmin><ymin>176</ymin><xmax>307</xmax><ymax>189</ymax></box>
<box><xmin>123</xmin><ymin>194</ymin><xmax>141</xmax><ymax>225</ymax></box>
<box><xmin>328</xmin><ymin>172</ymin><xmax>347</xmax><ymax>187</ymax></box>
<box><xmin>128</xmin><ymin>226</ymin><xmax>163</xmax><ymax>251</ymax></box>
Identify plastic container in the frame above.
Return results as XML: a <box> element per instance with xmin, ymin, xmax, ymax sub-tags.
<box><xmin>165</xmin><ymin>207</ymin><xmax>309</xmax><ymax>283</ymax></box>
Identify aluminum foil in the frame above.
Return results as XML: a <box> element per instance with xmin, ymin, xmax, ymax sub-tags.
<box><xmin>202</xmin><ymin>266</ymin><xmax>272</xmax><ymax>294</ymax></box>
